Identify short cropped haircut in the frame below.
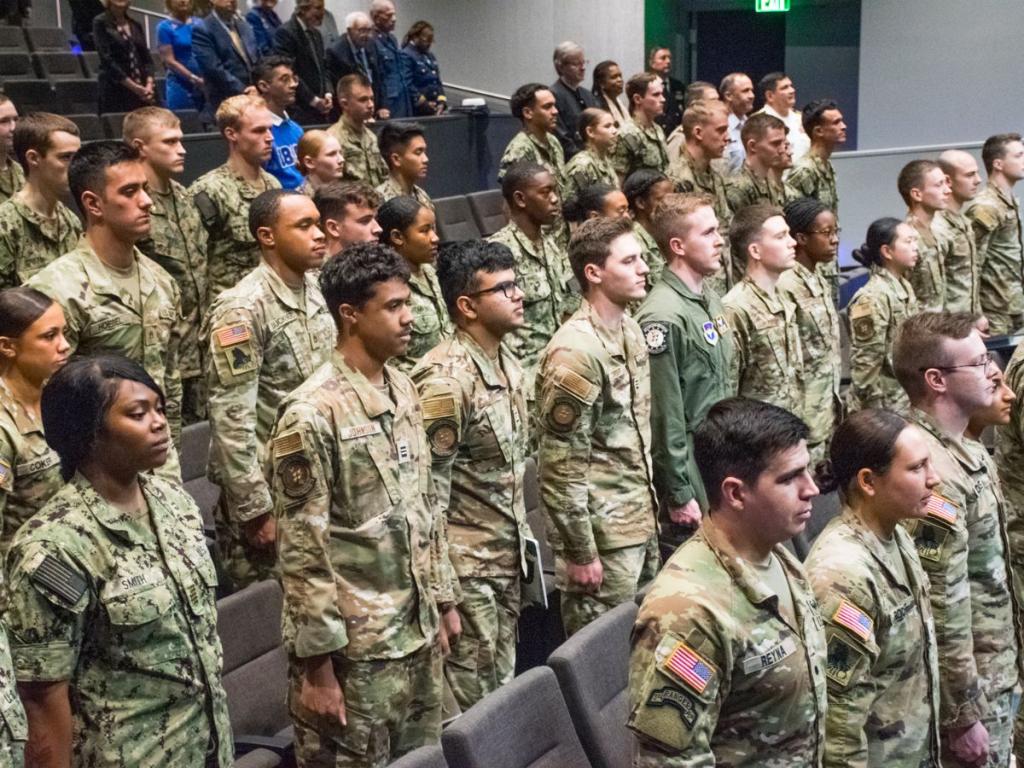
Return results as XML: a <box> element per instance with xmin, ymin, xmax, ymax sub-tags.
<box><xmin>897</xmin><ymin>159</ymin><xmax>941</xmax><ymax>206</ymax></box>
<box><xmin>377</xmin><ymin>195</ymin><xmax>426</xmax><ymax>246</ymax></box>
<box><xmin>122</xmin><ymin>106</ymin><xmax>179</xmax><ymax>144</ymax></box>
<box><xmin>982</xmin><ymin>132</ymin><xmax>1023</xmax><ymax>174</ymax></box>
<box><xmin>319</xmin><ymin>242</ymin><xmax>411</xmax><ymax>326</ymax></box>
<box><xmin>553</xmin><ymin>41</ymin><xmax>583</xmax><ymax>68</ymax></box>
<box><xmin>500</xmin><ymin>161</ymin><xmax>548</xmax><ymax>203</ymax></box>
<box><xmin>801</xmin><ymin>98</ymin><xmax>839</xmax><ymax>137</ymax></box>
<box><xmin>337</xmin><ymin>72</ymin><xmax>372</xmax><ymax>101</ymax></box>
<box><xmin>682</xmin><ymin>98</ymin><xmax>728</xmax><ymax>140</ymax></box>
<box><xmin>684</xmin><ymin>81</ymin><xmax>717</xmax><ymax>108</ymax></box>
<box><xmin>0</xmin><ymin>286</ymin><xmax>54</xmax><ymax>338</ymax></box>
<box><xmin>215</xmin><ymin>94</ymin><xmax>268</xmax><ymax>133</ymax></box>
<box><xmin>740</xmin><ymin>112</ymin><xmax>786</xmax><ymax>148</ymax></box>
<box><xmin>625</xmin><ymin>73</ymin><xmax>659</xmax><ymax>115</ymax></box>
<box><xmin>893</xmin><ymin>311</ymin><xmax>981</xmax><ymax>403</ymax></box>
<box><xmin>730</xmin><ymin>203</ymin><xmax>783</xmax><ymax>268</ymax></box>
<box><xmin>249</xmin><ymin>188</ymin><xmax>305</xmax><ymax>238</ymax></box>
<box><xmin>68</xmin><ymin>140</ymin><xmax>140</xmax><ymax>215</ymax></box>
<box><xmin>649</xmin><ymin>192</ymin><xmax>714</xmax><ymax>253</ymax></box>
<box><xmin>378</xmin><ymin>122</ymin><xmax>425</xmax><ymax>164</ymax></box>
<box><xmin>510</xmin><ymin>83</ymin><xmax>550</xmax><ymax>121</ymax></box>
<box><xmin>694</xmin><ymin>397</ymin><xmax>809</xmax><ymax>508</ymax></box>
<box><xmin>719</xmin><ymin>72</ymin><xmax>748</xmax><ymax>98</ymax></box>
<box><xmin>41</xmin><ymin>354</ymin><xmax>165</xmax><ymax>481</ymax></box>
<box><xmin>758</xmin><ymin>71</ymin><xmax>789</xmax><ymax>97</ymax></box>
<box><xmin>13</xmin><ymin>112</ymin><xmax>79</xmax><ymax>172</ymax></box>
<box><xmin>313</xmin><ymin>180</ymin><xmax>380</xmax><ymax>222</ymax></box>
<box><xmin>252</xmin><ymin>54</ymin><xmax>295</xmax><ymax>88</ymax></box>
<box><xmin>568</xmin><ymin>215</ymin><xmax>635</xmax><ymax>291</ymax></box>
<box><xmin>436</xmin><ymin>239</ymin><xmax>515</xmax><ymax>318</ymax></box>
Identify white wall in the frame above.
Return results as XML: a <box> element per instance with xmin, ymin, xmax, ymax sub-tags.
<box><xmin>858</xmin><ymin>0</ymin><xmax>1024</xmax><ymax>150</ymax></box>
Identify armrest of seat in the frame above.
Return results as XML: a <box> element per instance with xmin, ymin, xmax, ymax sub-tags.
<box><xmin>233</xmin><ymin>733</ymin><xmax>294</xmax><ymax>758</ymax></box>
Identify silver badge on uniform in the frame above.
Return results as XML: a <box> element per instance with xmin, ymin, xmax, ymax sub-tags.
<box><xmin>702</xmin><ymin>321</ymin><xmax>719</xmax><ymax>345</ymax></box>
<box><xmin>397</xmin><ymin>439</ymin><xmax>411</xmax><ymax>463</ymax></box>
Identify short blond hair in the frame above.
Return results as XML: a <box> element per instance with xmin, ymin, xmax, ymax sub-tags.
<box><xmin>650</xmin><ymin>192</ymin><xmax>714</xmax><ymax>252</ymax></box>
<box><xmin>215</xmin><ymin>94</ymin><xmax>268</xmax><ymax>133</ymax></box>
<box><xmin>122</xmin><ymin>106</ymin><xmax>180</xmax><ymax>144</ymax></box>
<box><xmin>682</xmin><ymin>98</ymin><xmax>728</xmax><ymax>140</ymax></box>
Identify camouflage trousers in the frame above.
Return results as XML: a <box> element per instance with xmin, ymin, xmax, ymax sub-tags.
<box><xmin>290</xmin><ymin>642</ymin><xmax>443</xmax><ymax>768</ymax></box>
<box><xmin>945</xmin><ymin>687</ymin><xmax>1013</xmax><ymax>767</ymax></box>
<box><xmin>981</xmin><ymin>309</ymin><xmax>1024</xmax><ymax>337</ymax></box>
<box><xmin>445</xmin><ymin>574</ymin><xmax>521</xmax><ymax>710</ymax></box>
<box><xmin>557</xmin><ymin>534</ymin><xmax>660</xmax><ymax>636</ymax></box>
<box><xmin>213</xmin><ymin>498</ymin><xmax>278</xmax><ymax>591</ymax></box>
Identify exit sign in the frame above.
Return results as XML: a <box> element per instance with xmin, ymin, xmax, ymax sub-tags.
<box><xmin>756</xmin><ymin>0</ymin><xmax>791</xmax><ymax>10</ymax></box>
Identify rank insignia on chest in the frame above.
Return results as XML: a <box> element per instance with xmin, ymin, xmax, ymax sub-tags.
<box><xmin>662</xmin><ymin>641</ymin><xmax>714</xmax><ymax>694</ymax></box>
<box><xmin>832</xmin><ymin>599</ymin><xmax>873</xmax><ymax>642</ymax></box>
<box><xmin>702</xmin><ymin>321</ymin><xmax>719</xmax><ymax>345</ymax></box>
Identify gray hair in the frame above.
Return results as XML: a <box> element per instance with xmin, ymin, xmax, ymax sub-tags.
<box><xmin>345</xmin><ymin>10</ymin><xmax>370</xmax><ymax>28</ymax></box>
<box><xmin>719</xmin><ymin>72</ymin><xmax>749</xmax><ymax>98</ymax></box>
<box><xmin>369</xmin><ymin>0</ymin><xmax>393</xmax><ymax>14</ymax></box>
<box><xmin>553</xmin><ymin>41</ymin><xmax>584</xmax><ymax>67</ymax></box>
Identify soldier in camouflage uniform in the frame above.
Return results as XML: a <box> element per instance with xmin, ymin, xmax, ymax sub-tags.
<box><xmin>899</xmin><ymin>159</ymin><xmax>952</xmax><ymax>313</ymax></box>
<box><xmin>847</xmin><ymin>218</ymin><xmax>920</xmax><ymax>413</ymax></box>
<box><xmin>272</xmin><ymin>244</ymin><xmax>456</xmax><ymax>768</ymax></box>
<box><xmin>805</xmin><ymin>409</ymin><xmax>942</xmax><ymax>768</ymax></box>
<box><xmin>629</xmin><ymin>398</ymin><xmax>826</xmax><ymax>767</ymax></box>
<box><xmin>965</xmin><ymin>133</ymin><xmax>1024</xmax><ymax>335</ymax></box>
<box><xmin>378</xmin><ymin>196</ymin><xmax>451</xmax><ymax>373</ymax></box>
<box><xmin>314</xmin><ymin>181</ymin><xmax>383</xmax><ymax>257</ymax></box>
<box><xmin>560</xmin><ymin>108</ymin><xmax>619</xmax><ymax>202</ymax></box>
<box><xmin>937</xmin><ymin>150</ymin><xmax>983</xmax><ymax>315</ymax></box>
<box><xmin>624</xmin><ymin>169</ymin><xmax>676</xmax><ymax>287</ymax></box>
<box><xmin>786</xmin><ymin>99</ymin><xmax>846</xmax><ymax>304</ymax></box>
<box><xmin>412</xmin><ymin>240</ymin><xmax>530</xmax><ymax>709</ymax></box>
<box><xmin>206</xmin><ymin>190</ymin><xmax>335</xmax><ymax>590</ymax></box>
<box><xmin>0</xmin><ymin>94</ymin><xmax>23</xmax><ymax>205</ymax></box>
<box><xmin>127</xmin><ymin>107</ymin><xmax>210</xmax><ymax>425</ymax></box>
<box><xmin>536</xmin><ymin>217</ymin><xmax>659</xmax><ymax>635</ymax></box>
<box><xmin>5</xmin><ymin>355</ymin><xmax>233</xmax><ymax>767</ymax></box>
<box><xmin>191</xmin><ymin>95</ymin><xmax>281</xmax><ymax>304</ymax></box>
<box><xmin>499</xmin><ymin>83</ymin><xmax>565</xmax><ymax>184</ymax></box>
<box><xmin>375</xmin><ymin>122</ymin><xmax>434</xmax><ymax>210</ymax></box>
<box><xmin>330</xmin><ymin>74</ymin><xmax>388</xmax><ymax>188</ymax></box>
<box><xmin>612</xmin><ymin>74</ymin><xmax>669</xmax><ymax>180</ymax></box>
<box><xmin>634</xmin><ymin>194</ymin><xmax>734</xmax><ymax>533</ymax></box>
<box><xmin>0</xmin><ymin>289</ymin><xmax>68</xmax><ymax>552</ymax></box>
<box><xmin>722</xmin><ymin>204</ymin><xmax>803</xmax><ymax>414</ymax></box>
<box><xmin>725</xmin><ymin>113</ymin><xmax>791</xmax><ymax>213</ymax></box>
<box><xmin>0</xmin><ymin>114</ymin><xmax>82</xmax><ymax>290</ymax></box>
<box><xmin>28</xmin><ymin>142</ymin><xmax>184</xmax><ymax>480</ymax></box>
<box><xmin>893</xmin><ymin>312</ymin><xmax>1021</xmax><ymax>768</ymax></box>
<box><xmin>488</xmin><ymin>162</ymin><xmax>574</xmax><ymax>405</ymax></box>
<box><xmin>668</xmin><ymin>99</ymin><xmax>733</xmax><ymax>292</ymax></box>
<box><xmin>0</xmin><ymin>622</ymin><xmax>25</xmax><ymax>767</ymax></box>
<box><xmin>780</xmin><ymin>198</ymin><xmax>842</xmax><ymax>463</ymax></box>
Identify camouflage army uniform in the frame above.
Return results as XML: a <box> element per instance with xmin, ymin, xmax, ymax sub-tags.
<box><xmin>272</xmin><ymin>350</ymin><xmax>452</xmax><ymax>768</ymax></box>
<box><xmin>965</xmin><ymin>182</ymin><xmax>1024</xmax><ymax>334</ymax></box>
<box><xmin>137</xmin><ymin>180</ymin><xmax>209</xmax><ymax>424</ymax></box>
<box><xmin>205</xmin><ymin>262</ymin><xmax>335</xmax><ymax>588</ymax></box>
<box><xmin>536</xmin><ymin>300</ymin><xmax>659</xmax><ymax>635</ymax></box>
<box><xmin>488</xmin><ymin>222</ymin><xmax>574</xmax><ymax>400</ymax></box>
<box><xmin>906</xmin><ymin>213</ymin><xmax>948</xmax><ymax>313</ymax></box>
<box><xmin>634</xmin><ymin>270</ymin><xmax>734</xmax><ymax>516</ymax></box>
<box><xmin>560</xmin><ymin>148</ymin><xmax>619</xmax><ymax>201</ymax></box>
<box><xmin>634</xmin><ymin>222</ymin><xmax>665</xmax><ymax>289</ymax></box>
<box><xmin>329</xmin><ymin>117</ymin><xmax>388</xmax><ymax>187</ymax></box>
<box><xmin>722</xmin><ymin>276</ymin><xmax>803</xmax><ymax>414</ymax></box>
<box><xmin>725</xmin><ymin>163</ymin><xmax>790</xmax><ymax>213</ymax></box>
<box><xmin>935</xmin><ymin>207</ymin><xmax>981</xmax><ymax>314</ymax></box>
<box><xmin>28</xmin><ymin>241</ymin><xmax>184</xmax><ymax>479</ymax></box>
<box><xmin>904</xmin><ymin>409</ymin><xmax>1021</xmax><ymax>767</ymax></box>
<box><xmin>498</xmin><ymin>130</ymin><xmax>565</xmax><ymax>183</ymax></box>
<box><xmin>847</xmin><ymin>268</ymin><xmax>917</xmax><ymax>413</ymax></box>
<box><xmin>628</xmin><ymin>515</ymin><xmax>827</xmax><ymax>767</ymax></box>
<box><xmin>392</xmin><ymin>264</ymin><xmax>452</xmax><ymax>374</ymax></box>
<box><xmin>0</xmin><ymin>379</ymin><xmax>62</xmax><ymax>553</ymax></box>
<box><xmin>4</xmin><ymin>473</ymin><xmax>233</xmax><ymax>767</ymax></box>
<box><xmin>778</xmin><ymin>262</ymin><xmax>842</xmax><ymax>461</ymax></box>
<box><xmin>787</xmin><ymin>152</ymin><xmax>840</xmax><ymax>302</ymax></box>
<box><xmin>612</xmin><ymin>120</ymin><xmax>669</xmax><ymax>179</ymax></box>
<box><xmin>0</xmin><ymin>621</ymin><xmax>25</xmax><ymax>767</ymax></box>
<box><xmin>805</xmin><ymin>508</ymin><xmax>941</xmax><ymax>768</ymax></box>
<box><xmin>0</xmin><ymin>197</ymin><xmax>82</xmax><ymax>289</ymax></box>
<box><xmin>412</xmin><ymin>330</ymin><xmax>530</xmax><ymax>709</ymax></box>
<box><xmin>375</xmin><ymin>176</ymin><xmax>434</xmax><ymax>210</ymax></box>
<box><xmin>667</xmin><ymin>148</ymin><xmax>733</xmax><ymax>292</ymax></box>
<box><xmin>190</xmin><ymin>163</ymin><xmax>281</xmax><ymax>303</ymax></box>
<box><xmin>0</xmin><ymin>161</ymin><xmax>24</xmax><ymax>203</ymax></box>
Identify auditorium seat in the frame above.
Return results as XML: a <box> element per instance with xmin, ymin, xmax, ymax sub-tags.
<box><xmin>0</xmin><ymin>27</ymin><xmax>27</xmax><ymax>53</ymax></box>
<box><xmin>181</xmin><ymin>420</ymin><xmax>218</xmax><ymax>535</ymax></box>
<box><xmin>66</xmin><ymin>113</ymin><xmax>104</xmax><ymax>141</ymax></box>
<box><xmin>388</xmin><ymin>745</ymin><xmax>448</xmax><ymax>768</ymax></box>
<box><xmin>154</xmin><ymin>76</ymin><xmax>166</xmax><ymax>104</ymax></box>
<box><xmin>177</xmin><ymin>109</ymin><xmax>205</xmax><ymax>134</ymax></box>
<box><xmin>548</xmin><ymin>602</ymin><xmax>637</xmax><ymax>768</ymax></box>
<box><xmin>1</xmin><ymin>79</ymin><xmax>52</xmax><ymax>111</ymax></box>
<box><xmin>804</xmin><ymin>490</ymin><xmax>841</xmax><ymax>545</ymax></box>
<box><xmin>441</xmin><ymin>666</ymin><xmax>592</xmax><ymax>768</ymax></box>
<box><xmin>33</xmin><ymin>51</ymin><xmax>84</xmax><ymax>80</ymax></box>
<box><xmin>78</xmin><ymin>50</ymin><xmax>99</xmax><ymax>78</ymax></box>
<box><xmin>0</xmin><ymin>52</ymin><xmax>38</xmax><ymax>80</ymax></box>
<box><xmin>23</xmin><ymin>26</ymin><xmax>70</xmax><ymax>53</ymax></box>
<box><xmin>466</xmin><ymin>189</ymin><xmax>507</xmax><ymax>237</ymax></box>
<box><xmin>102</xmin><ymin>111</ymin><xmax>129</xmax><ymax>138</ymax></box>
<box><xmin>217</xmin><ymin>581</ymin><xmax>293</xmax><ymax>766</ymax></box>
<box><xmin>53</xmin><ymin>79</ymin><xmax>100</xmax><ymax>115</ymax></box>
<box><xmin>433</xmin><ymin>195</ymin><xmax>481</xmax><ymax>241</ymax></box>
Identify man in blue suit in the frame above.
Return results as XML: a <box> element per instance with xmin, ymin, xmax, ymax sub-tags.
<box><xmin>194</xmin><ymin>0</ymin><xmax>261</xmax><ymax>117</ymax></box>
<box><xmin>369</xmin><ymin>0</ymin><xmax>412</xmax><ymax>119</ymax></box>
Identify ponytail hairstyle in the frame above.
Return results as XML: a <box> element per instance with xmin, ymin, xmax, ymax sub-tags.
<box><xmin>0</xmin><ymin>287</ymin><xmax>54</xmax><ymax>340</ymax></box>
<box><xmin>816</xmin><ymin>408</ymin><xmax>908</xmax><ymax>501</ymax></box>
<box><xmin>563</xmin><ymin>183</ymin><xmax>618</xmax><ymax>223</ymax></box>
<box><xmin>851</xmin><ymin>216</ymin><xmax>903</xmax><ymax>268</ymax></box>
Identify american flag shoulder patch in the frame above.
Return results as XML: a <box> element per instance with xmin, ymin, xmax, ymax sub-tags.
<box><xmin>832</xmin><ymin>599</ymin><xmax>874</xmax><ymax>642</ymax></box>
<box><xmin>662</xmin><ymin>641</ymin><xmax>714</xmax><ymax>694</ymax></box>
<box><xmin>925</xmin><ymin>493</ymin><xmax>958</xmax><ymax>525</ymax></box>
<box><xmin>216</xmin><ymin>324</ymin><xmax>252</xmax><ymax>348</ymax></box>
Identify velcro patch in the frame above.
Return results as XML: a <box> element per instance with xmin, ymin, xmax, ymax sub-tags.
<box><xmin>925</xmin><ymin>493</ymin><xmax>958</xmax><ymax>526</ymax></box>
<box><xmin>29</xmin><ymin>554</ymin><xmax>87</xmax><ymax>607</ymax></box>
<box><xmin>339</xmin><ymin>422</ymin><xmax>382</xmax><ymax>441</ymax></box>
<box><xmin>661</xmin><ymin>641</ymin><xmax>714</xmax><ymax>695</ymax></box>
<box><xmin>277</xmin><ymin>454</ymin><xmax>315</xmax><ymax>498</ymax></box>
<box><xmin>546</xmin><ymin>396</ymin><xmax>580</xmax><ymax>434</ymax></box>
<box><xmin>273</xmin><ymin>431</ymin><xmax>303</xmax><ymax>457</ymax></box>
<box><xmin>849</xmin><ymin>301</ymin><xmax>872</xmax><ymax>320</ymax></box>
<box><xmin>832</xmin><ymin>599</ymin><xmax>874</xmax><ymax>642</ymax></box>
<box><xmin>215</xmin><ymin>323</ymin><xmax>252</xmax><ymax>348</ymax></box>
<box><xmin>741</xmin><ymin>636</ymin><xmax>797</xmax><ymax>674</ymax></box>
<box><xmin>646</xmin><ymin>687</ymin><xmax>698</xmax><ymax>727</ymax></box>
<box><xmin>551</xmin><ymin>365</ymin><xmax>599</xmax><ymax>404</ymax></box>
<box><xmin>971</xmin><ymin>206</ymin><xmax>999</xmax><ymax>232</ymax></box>
<box><xmin>224</xmin><ymin>342</ymin><xmax>257</xmax><ymax>376</ymax></box>
<box><xmin>0</xmin><ymin>458</ymin><xmax>10</xmax><ymax>485</ymax></box>
<box><xmin>913</xmin><ymin>519</ymin><xmax>950</xmax><ymax>563</ymax></box>
<box><xmin>421</xmin><ymin>396</ymin><xmax>456</xmax><ymax>420</ymax></box>
<box><xmin>427</xmin><ymin>419</ymin><xmax>458</xmax><ymax>457</ymax></box>
<box><xmin>642</xmin><ymin>322</ymin><xmax>669</xmax><ymax>355</ymax></box>
<box><xmin>852</xmin><ymin>313</ymin><xmax>875</xmax><ymax>343</ymax></box>
<box><xmin>825</xmin><ymin>633</ymin><xmax>866</xmax><ymax>688</ymax></box>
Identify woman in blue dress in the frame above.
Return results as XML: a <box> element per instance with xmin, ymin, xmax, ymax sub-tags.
<box><xmin>156</xmin><ymin>0</ymin><xmax>204</xmax><ymax>112</ymax></box>
<box><xmin>401</xmin><ymin>21</ymin><xmax>447</xmax><ymax>116</ymax></box>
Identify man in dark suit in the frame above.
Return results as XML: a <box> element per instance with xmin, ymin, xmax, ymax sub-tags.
<box><xmin>649</xmin><ymin>47</ymin><xmax>685</xmax><ymax>134</ymax></box>
<box><xmin>550</xmin><ymin>41</ymin><xmax>597</xmax><ymax>160</ymax></box>
<box><xmin>193</xmin><ymin>0</ymin><xmax>260</xmax><ymax>117</ymax></box>
<box><xmin>273</xmin><ymin>0</ymin><xmax>333</xmax><ymax>125</ymax></box>
<box><xmin>324</xmin><ymin>11</ymin><xmax>384</xmax><ymax>116</ymax></box>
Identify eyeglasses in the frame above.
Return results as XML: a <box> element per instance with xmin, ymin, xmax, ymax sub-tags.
<box><xmin>808</xmin><ymin>227</ymin><xmax>841</xmax><ymax>238</ymax></box>
<box><xmin>467</xmin><ymin>280</ymin><xmax>520</xmax><ymax>300</ymax></box>
<box><xmin>920</xmin><ymin>351</ymin><xmax>996</xmax><ymax>372</ymax></box>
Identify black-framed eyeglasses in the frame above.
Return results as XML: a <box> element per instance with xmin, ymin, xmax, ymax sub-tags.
<box><xmin>920</xmin><ymin>352</ymin><xmax>996</xmax><ymax>372</ymax></box>
<box><xmin>467</xmin><ymin>280</ymin><xmax>520</xmax><ymax>300</ymax></box>
<box><xmin>808</xmin><ymin>227</ymin><xmax>841</xmax><ymax>238</ymax></box>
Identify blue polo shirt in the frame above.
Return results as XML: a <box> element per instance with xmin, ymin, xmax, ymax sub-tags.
<box><xmin>265</xmin><ymin>111</ymin><xmax>305</xmax><ymax>190</ymax></box>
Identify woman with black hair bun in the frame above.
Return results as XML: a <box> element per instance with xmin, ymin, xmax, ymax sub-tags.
<box><xmin>624</xmin><ymin>168</ymin><xmax>676</xmax><ymax>286</ymax></box>
<box><xmin>805</xmin><ymin>408</ymin><xmax>942</xmax><ymax>767</ymax></box>
<box><xmin>847</xmin><ymin>217</ymin><xmax>920</xmax><ymax>411</ymax></box>
<box><xmin>560</xmin><ymin>108</ymin><xmax>620</xmax><ymax>202</ymax></box>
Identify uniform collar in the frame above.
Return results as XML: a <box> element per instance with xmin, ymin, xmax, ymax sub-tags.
<box><xmin>455</xmin><ymin>328</ymin><xmax>519</xmax><ymax>390</ymax></box>
<box><xmin>580</xmin><ymin>298</ymin><xmax>628</xmax><ymax>361</ymax></box>
<box><xmin>332</xmin><ymin>348</ymin><xmax>401</xmax><ymax>420</ymax></box>
<box><xmin>836</xmin><ymin>506</ymin><xmax>918</xmax><ymax>593</ymax></box>
<box><xmin>0</xmin><ymin>378</ymin><xmax>42</xmax><ymax>436</ymax></box>
<box><xmin>908</xmin><ymin>406</ymin><xmax>983</xmax><ymax>472</ymax></box>
<box><xmin>70</xmin><ymin>471</ymin><xmax>166</xmax><ymax>543</ymax></box>
<box><xmin>75</xmin><ymin>238</ymin><xmax>157</xmax><ymax>308</ymax></box>
<box><xmin>740</xmin><ymin>275</ymin><xmax>786</xmax><ymax>313</ymax></box>
<box><xmin>256</xmin><ymin>261</ymin><xmax>324</xmax><ymax>316</ymax></box>
<box><xmin>659</xmin><ymin>267</ymin><xmax>708</xmax><ymax>305</ymax></box>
